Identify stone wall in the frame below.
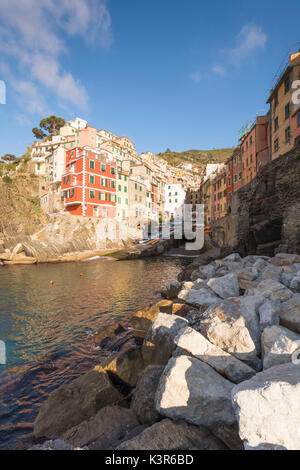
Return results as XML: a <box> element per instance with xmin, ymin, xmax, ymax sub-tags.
<box><xmin>211</xmin><ymin>145</ymin><xmax>300</xmax><ymax>256</ymax></box>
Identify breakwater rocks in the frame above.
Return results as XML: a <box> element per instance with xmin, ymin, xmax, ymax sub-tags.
<box><xmin>31</xmin><ymin>251</ymin><xmax>300</xmax><ymax>450</ymax></box>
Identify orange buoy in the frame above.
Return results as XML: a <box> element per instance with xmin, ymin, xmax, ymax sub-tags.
<box><xmin>49</xmin><ymin>280</ymin><xmax>54</xmax><ymax>285</ymax></box>
<box><xmin>80</xmin><ymin>273</ymin><xmax>84</xmax><ymax>277</ymax></box>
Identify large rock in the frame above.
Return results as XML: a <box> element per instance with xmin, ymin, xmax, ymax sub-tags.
<box><xmin>228</xmin><ymin>295</ymin><xmax>264</xmax><ymax>352</ymax></box>
<box><xmin>130</xmin><ymin>365</ymin><xmax>164</xmax><ymax>425</ymax></box>
<box><xmin>12</xmin><ymin>243</ymin><xmax>25</xmax><ymax>255</ymax></box>
<box><xmin>253</xmin><ymin>279</ymin><xmax>293</xmax><ymax>302</ymax></box>
<box><xmin>34</xmin><ymin>366</ymin><xmax>123</xmax><ymax>439</ymax></box>
<box><xmin>174</xmin><ymin>327</ymin><xmax>256</xmax><ymax>384</ymax></box>
<box><xmin>261</xmin><ymin>265</ymin><xmax>282</xmax><ymax>282</ymax></box>
<box><xmin>117</xmin><ymin>419</ymin><xmax>227</xmax><ymax>450</ymax></box>
<box><xmin>190</xmin><ymin>263</ymin><xmax>216</xmax><ymax>281</ymax></box>
<box><xmin>30</xmin><ymin>439</ymin><xmax>75</xmax><ymax>451</ymax></box>
<box><xmin>142</xmin><ymin>313</ymin><xmax>188</xmax><ymax>366</ymax></box>
<box><xmin>290</xmin><ymin>276</ymin><xmax>300</xmax><ymax>293</ymax></box>
<box><xmin>155</xmin><ymin>355</ymin><xmax>242</xmax><ymax>449</ymax></box>
<box><xmin>199</xmin><ymin>302</ymin><xmax>261</xmax><ymax>371</ymax></box>
<box><xmin>207</xmin><ymin>273</ymin><xmax>239</xmax><ymax>299</ymax></box>
<box><xmin>161</xmin><ymin>281</ymin><xmax>182</xmax><ymax>299</ymax></box>
<box><xmin>178</xmin><ymin>288</ymin><xmax>221</xmax><ymax>309</ymax></box>
<box><xmin>232</xmin><ymin>363</ymin><xmax>300</xmax><ymax>450</ymax></box>
<box><xmin>236</xmin><ymin>268</ymin><xmax>258</xmax><ymax>281</ymax></box>
<box><xmin>103</xmin><ymin>346</ymin><xmax>144</xmax><ymax>387</ymax></box>
<box><xmin>261</xmin><ymin>325</ymin><xmax>300</xmax><ymax>369</ymax></box>
<box><xmin>258</xmin><ymin>299</ymin><xmax>280</xmax><ymax>329</ymax></box>
<box><xmin>62</xmin><ymin>406</ymin><xmax>138</xmax><ymax>449</ymax></box>
<box><xmin>131</xmin><ymin>300</ymin><xmax>173</xmax><ymax>338</ymax></box>
<box><xmin>280</xmin><ymin>294</ymin><xmax>300</xmax><ymax>333</ymax></box>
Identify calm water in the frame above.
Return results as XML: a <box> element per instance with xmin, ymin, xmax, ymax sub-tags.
<box><xmin>0</xmin><ymin>256</ymin><xmax>186</xmax><ymax>449</ymax></box>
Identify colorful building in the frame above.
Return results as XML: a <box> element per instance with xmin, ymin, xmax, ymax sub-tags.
<box><xmin>292</xmin><ymin>103</ymin><xmax>300</xmax><ymax>147</ymax></box>
<box><xmin>61</xmin><ymin>147</ymin><xmax>117</xmax><ymax>218</ymax></box>
<box><xmin>225</xmin><ymin>153</ymin><xmax>234</xmax><ymax>205</ymax></box>
<box><xmin>256</xmin><ymin>113</ymin><xmax>271</xmax><ymax>170</ymax></box>
<box><xmin>232</xmin><ymin>146</ymin><xmax>243</xmax><ymax>192</ymax></box>
<box><xmin>240</xmin><ymin>123</ymin><xmax>257</xmax><ymax>186</ymax></box>
<box><xmin>267</xmin><ymin>50</ymin><xmax>300</xmax><ymax>160</ymax></box>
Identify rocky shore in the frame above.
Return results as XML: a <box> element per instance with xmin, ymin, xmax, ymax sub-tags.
<box><xmin>29</xmin><ymin>251</ymin><xmax>300</xmax><ymax>450</ymax></box>
<box><xmin>0</xmin><ymin>238</ymin><xmax>171</xmax><ymax>265</ymax></box>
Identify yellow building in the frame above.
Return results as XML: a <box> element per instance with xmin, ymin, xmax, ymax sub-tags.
<box><xmin>116</xmin><ymin>162</ymin><xmax>130</xmax><ymax>222</ymax></box>
<box><xmin>267</xmin><ymin>50</ymin><xmax>300</xmax><ymax>160</ymax></box>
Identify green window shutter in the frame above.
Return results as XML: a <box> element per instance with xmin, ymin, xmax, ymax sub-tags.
<box><xmin>118</xmin><ymin>185</ymin><xmax>122</xmax><ymax>191</ymax></box>
<box><xmin>89</xmin><ymin>175</ymin><xmax>95</xmax><ymax>184</ymax></box>
<box><xmin>101</xmin><ymin>164</ymin><xmax>106</xmax><ymax>172</ymax></box>
<box><xmin>111</xmin><ymin>181</ymin><xmax>115</xmax><ymax>188</ymax></box>
<box><xmin>90</xmin><ymin>190</ymin><xmax>95</xmax><ymax>199</ymax></box>
<box><xmin>90</xmin><ymin>160</ymin><xmax>95</xmax><ymax>169</ymax></box>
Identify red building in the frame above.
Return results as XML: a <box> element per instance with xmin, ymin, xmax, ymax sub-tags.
<box><xmin>232</xmin><ymin>146</ymin><xmax>243</xmax><ymax>192</ymax></box>
<box><xmin>240</xmin><ymin>123</ymin><xmax>257</xmax><ymax>186</ymax></box>
<box><xmin>256</xmin><ymin>113</ymin><xmax>270</xmax><ymax>170</ymax></box>
<box><xmin>225</xmin><ymin>151</ymin><xmax>235</xmax><ymax>204</ymax></box>
<box><xmin>61</xmin><ymin>147</ymin><xmax>117</xmax><ymax>218</ymax></box>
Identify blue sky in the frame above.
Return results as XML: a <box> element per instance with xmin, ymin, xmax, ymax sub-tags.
<box><xmin>0</xmin><ymin>0</ymin><xmax>299</xmax><ymax>157</ymax></box>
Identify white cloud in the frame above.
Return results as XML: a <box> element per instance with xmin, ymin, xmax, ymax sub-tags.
<box><xmin>212</xmin><ymin>65</ymin><xmax>227</xmax><ymax>77</ymax></box>
<box><xmin>0</xmin><ymin>0</ymin><xmax>113</xmax><ymax>113</ymax></box>
<box><xmin>228</xmin><ymin>24</ymin><xmax>267</xmax><ymax>62</ymax></box>
<box><xmin>189</xmin><ymin>72</ymin><xmax>202</xmax><ymax>83</ymax></box>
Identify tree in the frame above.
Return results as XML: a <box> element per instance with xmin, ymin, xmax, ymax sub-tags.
<box><xmin>40</xmin><ymin>116</ymin><xmax>65</xmax><ymax>135</ymax></box>
<box><xmin>2</xmin><ymin>154</ymin><xmax>16</xmax><ymax>162</ymax></box>
<box><xmin>32</xmin><ymin>127</ymin><xmax>46</xmax><ymax>140</ymax></box>
<box><xmin>32</xmin><ymin>115</ymin><xmax>66</xmax><ymax>140</ymax></box>
<box><xmin>165</xmin><ymin>148</ymin><xmax>172</xmax><ymax>153</ymax></box>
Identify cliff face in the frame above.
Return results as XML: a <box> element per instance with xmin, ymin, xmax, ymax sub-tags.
<box><xmin>0</xmin><ymin>175</ymin><xmax>48</xmax><ymax>251</ymax></box>
<box><xmin>212</xmin><ymin>146</ymin><xmax>300</xmax><ymax>256</ymax></box>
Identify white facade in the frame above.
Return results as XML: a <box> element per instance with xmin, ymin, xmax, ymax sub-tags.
<box><xmin>52</xmin><ymin>147</ymin><xmax>66</xmax><ymax>183</ymax></box>
<box><xmin>206</xmin><ymin>163</ymin><xmax>225</xmax><ymax>176</ymax></box>
<box><xmin>164</xmin><ymin>183</ymin><xmax>186</xmax><ymax>217</ymax></box>
<box><xmin>67</xmin><ymin>117</ymin><xmax>88</xmax><ymax>130</ymax></box>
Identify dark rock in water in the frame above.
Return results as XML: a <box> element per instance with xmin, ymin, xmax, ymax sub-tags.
<box><xmin>116</xmin><ymin>419</ymin><xmax>228</xmax><ymax>450</ymax></box>
<box><xmin>33</xmin><ymin>366</ymin><xmax>123</xmax><ymax>439</ymax></box>
<box><xmin>131</xmin><ymin>365</ymin><xmax>164</xmax><ymax>425</ymax></box>
<box><xmin>62</xmin><ymin>405</ymin><xmax>139</xmax><ymax>449</ymax></box>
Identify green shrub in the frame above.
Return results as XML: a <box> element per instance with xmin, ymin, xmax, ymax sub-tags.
<box><xmin>2</xmin><ymin>175</ymin><xmax>12</xmax><ymax>184</ymax></box>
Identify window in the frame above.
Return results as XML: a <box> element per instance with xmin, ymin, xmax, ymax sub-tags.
<box><xmin>111</xmin><ymin>180</ymin><xmax>115</xmax><ymax>189</ymax></box>
<box><xmin>125</xmin><ymin>198</ymin><xmax>128</xmax><ymax>205</ymax></box>
<box><xmin>89</xmin><ymin>190</ymin><xmax>95</xmax><ymax>199</ymax></box>
<box><xmin>89</xmin><ymin>160</ymin><xmax>95</xmax><ymax>169</ymax></box>
<box><xmin>238</xmin><ymin>154</ymin><xmax>242</xmax><ymax>162</ymax></box>
<box><xmin>284</xmin><ymin>75</ymin><xmax>290</xmax><ymax>94</ymax></box>
<box><xmin>89</xmin><ymin>175</ymin><xmax>95</xmax><ymax>184</ymax></box>
<box><xmin>139</xmin><ymin>186</ymin><xmax>142</xmax><ymax>191</ymax></box>
<box><xmin>246</xmin><ymin>158</ymin><xmax>249</xmax><ymax>167</ymax></box>
<box><xmin>297</xmin><ymin>111</ymin><xmax>300</xmax><ymax>126</ymax></box>
<box><xmin>63</xmin><ymin>176</ymin><xmax>66</xmax><ymax>184</ymax></box>
<box><xmin>124</xmin><ymin>186</ymin><xmax>127</xmax><ymax>193</ymax></box>
<box><xmin>285</xmin><ymin>103</ymin><xmax>290</xmax><ymax>120</ymax></box>
<box><xmin>250</xmin><ymin>136</ymin><xmax>252</xmax><ymax>145</ymax></box>
<box><xmin>274</xmin><ymin>117</ymin><xmax>279</xmax><ymax>131</ymax></box>
<box><xmin>118</xmin><ymin>174</ymin><xmax>122</xmax><ymax>179</ymax></box>
<box><xmin>135</xmin><ymin>183</ymin><xmax>137</xmax><ymax>190</ymax></box>
<box><xmin>285</xmin><ymin>126</ymin><xmax>291</xmax><ymax>143</ymax></box>
<box><xmin>234</xmin><ymin>157</ymin><xmax>237</xmax><ymax>165</ymax></box>
<box><xmin>101</xmin><ymin>178</ymin><xmax>107</xmax><ymax>186</ymax></box>
<box><xmin>274</xmin><ymin>92</ymin><xmax>278</xmax><ymax>108</ymax></box>
<box><xmin>101</xmin><ymin>164</ymin><xmax>106</xmax><ymax>172</ymax></box>
<box><xmin>111</xmin><ymin>167</ymin><xmax>115</xmax><ymax>174</ymax></box>
<box><xmin>238</xmin><ymin>172</ymin><xmax>242</xmax><ymax>180</ymax></box>
<box><xmin>118</xmin><ymin>185</ymin><xmax>122</xmax><ymax>191</ymax></box>
<box><xmin>118</xmin><ymin>197</ymin><xmax>121</xmax><ymax>204</ymax></box>
<box><xmin>99</xmin><ymin>192</ymin><xmax>102</xmax><ymax>200</ymax></box>
<box><xmin>250</xmin><ymin>154</ymin><xmax>253</xmax><ymax>163</ymax></box>
<box><xmin>274</xmin><ymin>138</ymin><xmax>279</xmax><ymax>153</ymax></box>
<box><xmin>228</xmin><ymin>177</ymin><xmax>231</xmax><ymax>186</ymax></box>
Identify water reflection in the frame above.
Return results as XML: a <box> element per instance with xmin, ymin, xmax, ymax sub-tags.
<box><xmin>0</xmin><ymin>256</ymin><xmax>186</xmax><ymax>449</ymax></box>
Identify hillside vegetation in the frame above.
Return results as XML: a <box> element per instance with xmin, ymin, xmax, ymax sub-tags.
<box><xmin>158</xmin><ymin>148</ymin><xmax>234</xmax><ymax>167</ymax></box>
